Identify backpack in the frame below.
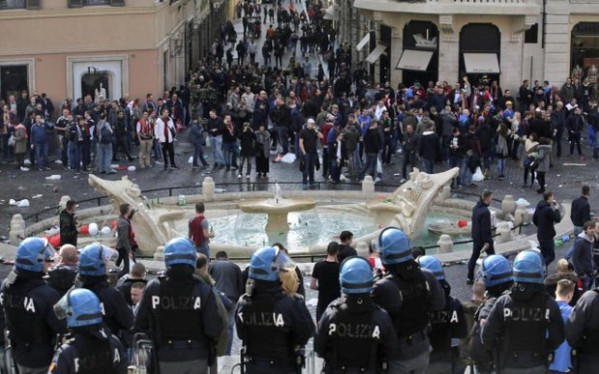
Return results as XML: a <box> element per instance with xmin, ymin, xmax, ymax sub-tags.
<box><xmin>100</xmin><ymin>125</ymin><xmax>113</xmax><ymax>144</ymax></box>
<box><xmin>68</xmin><ymin>123</ymin><xmax>79</xmax><ymax>142</ymax></box>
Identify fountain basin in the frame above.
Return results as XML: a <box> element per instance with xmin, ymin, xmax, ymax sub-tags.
<box><xmin>238</xmin><ymin>198</ymin><xmax>316</xmax><ymax>232</ymax></box>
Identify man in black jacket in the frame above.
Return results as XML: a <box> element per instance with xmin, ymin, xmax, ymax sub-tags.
<box><xmin>567</xmin><ymin>107</ymin><xmax>584</xmax><ymax>156</ymax></box>
<box><xmin>270</xmin><ymin>97</ymin><xmax>291</xmax><ymax>155</ymax></box>
<box><xmin>467</xmin><ymin>190</ymin><xmax>494</xmax><ymax>284</ymax></box>
<box><xmin>532</xmin><ymin>191</ymin><xmax>562</xmax><ymax>267</ymax></box>
<box><xmin>358</xmin><ymin>120</ymin><xmax>381</xmax><ymax>181</ymax></box>
<box><xmin>401</xmin><ymin>123</ymin><xmax>419</xmax><ymax>183</ymax></box>
<box><xmin>59</xmin><ymin>200</ymin><xmax>77</xmax><ymax>247</ymax></box>
<box><xmin>419</xmin><ymin>121</ymin><xmax>439</xmax><ymax>174</ymax></box>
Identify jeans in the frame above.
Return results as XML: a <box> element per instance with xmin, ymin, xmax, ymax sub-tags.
<box><xmin>192</xmin><ymin>141</ymin><xmax>208</xmax><ymax>166</ymax></box>
<box><xmin>195</xmin><ymin>244</ymin><xmax>210</xmax><ymax>261</ymax></box>
<box><xmin>468</xmin><ymin>241</ymin><xmax>495</xmax><ymax>281</ymax></box>
<box><xmin>209</xmin><ymin>135</ymin><xmax>225</xmax><ymax>165</ymax></box>
<box><xmin>460</xmin><ymin>164</ymin><xmax>472</xmax><ymax>185</ymax></box>
<box><xmin>67</xmin><ymin>142</ymin><xmax>80</xmax><ymax>171</ymax></box>
<box><xmin>97</xmin><ymin>142</ymin><xmax>113</xmax><ymax>172</ymax></box>
<box><xmin>359</xmin><ymin>153</ymin><xmax>378</xmax><ymax>180</ymax></box>
<box><xmin>34</xmin><ymin>141</ymin><xmax>49</xmax><ymax>169</ymax></box>
<box><xmin>594</xmin><ymin>131</ymin><xmax>599</xmax><ymax>157</ymax></box>
<box><xmin>330</xmin><ymin>157</ymin><xmax>342</xmax><ymax>182</ymax></box>
<box><xmin>302</xmin><ymin>152</ymin><xmax>316</xmax><ymax>184</ymax></box>
<box><xmin>81</xmin><ymin>139</ymin><xmax>91</xmax><ymax>170</ymax></box>
<box><xmin>448</xmin><ymin>156</ymin><xmax>463</xmax><ymax>185</ymax></box>
<box><xmin>276</xmin><ymin>126</ymin><xmax>288</xmax><ymax>154</ymax></box>
<box><xmin>321</xmin><ymin>147</ymin><xmax>330</xmax><ymax>177</ymax></box>
<box><xmin>161</xmin><ymin>142</ymin><xmax>176</xmax><ymax>167</ymax></box>
<box><xmin>422</xmin><ymin>158</ymin><xmax>434</xmax><ymax>174</ymax></box>
<box><xmin>116</xmin><ymin>247</ymin><xmax>133</xmax><ymax>279</ymax></box>
<box><xmin>152</xmin><ymin>139</ymin><xmax>162</xmax><ymax>161</ymax></box>
<box><xmin>538</xmin><ymin>239</ymin><xmax>556</xmax><ymax>266</ymax></box>
<box><xmin>402</xmin><ymin>152</ymin><xmax>416</xmax><ymax>179</ymax></box>
<box><xmin>569</xmin><ymin>132</ymin><xmax>582</xmax><ymax>155</ymax></box>
<box><xmin>497</xmin><ymin>157</ymin><xmax>506</xmax><ymax>177</ymax></box>
<box><xmin>223</xmin><ymin>142</ymin><xmax>235</xmax><ymax>167</ymax></box>
<box><xmin>239</xmin><ymin>156</ymin><xmax>252</xmax><ymax>175</ymax></box>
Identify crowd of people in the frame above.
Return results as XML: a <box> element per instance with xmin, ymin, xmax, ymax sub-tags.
<box><xmin>4</xmin><ymin>195</ymin><xmax>599</xmax><ymax>374</ymax></box>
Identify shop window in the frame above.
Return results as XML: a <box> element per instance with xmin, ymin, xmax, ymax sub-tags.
<box><xmin>525</xmin><ymin>24</ymin><xmax>538</xmax><ymax>44</ymax></box>
<box><xmin>0</xmin><ymin>65</ymin><xmax>28</xmax><ymax>102</ymax></box>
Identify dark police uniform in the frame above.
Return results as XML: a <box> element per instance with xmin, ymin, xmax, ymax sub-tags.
<box><xmin>135</xmin><ymin>270</ymin><xmax>223</xmax><ymax>373</ymax></box>
<box><xmin>468</xmin><ymin>295</ymin><xmax>501</xmax><ymax>373</ymax></box>
<box><xmin>236</xmin><ymin>284</ymin><xmax>315</xmax><ymax>374</ymax></box>
<box><xmin>80</xmin><ymin>276</ymin><xmax>134</xmax><ymax>337</ymax></box>
<box><xmin>49</xmin><ymin>328</ymin><xmax>127</xmax><ymax>374</ymax></box>
<box><xmin>314</xmin><ymin>295</ymin><xmax>398</xmax><ymax>374</ymax></box>
<box><xmin>482</xmin><ymin>284</ymin><xmax>565</xmax><ymax>373</ymax></box>
<box><xmin>46</xmin><ymin>264</ymin><xmax>78</xmax><ymax>298</ymax></box>
<box><xmin>372</xmin><ymin>267</ymin><xmax>446</xmax><ymax>372</ymax></box>
<box><xmin>427</xmin><ymin>290</ymin><xmax>468</xmax><ymax>374</ymax></box>
<box><xmin>566</xmin><ymin>288</ymin><xmax>599</xmax><ymax>372</ymax></box>
<box><xmin>0</xmin><ymin>270</ymin><xmax>65</xmax><ymax>373</ymax></box>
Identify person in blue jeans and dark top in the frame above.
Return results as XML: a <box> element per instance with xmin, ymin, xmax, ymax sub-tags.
<box><xmin>30</xmin><ymin>114</ymin><xmax>52</xmax><ymax>170</ymax></box>
<box><xmin>299</xmin><ymin>118</ymin><xmax>320</xmax><ymax>189</ymax></box>
<box><xmin>358</xmin><ymin>120</ymin><xmax>381</xmax><ymax>181</ymax></box>
<box><xmin>532</xmin><ymin>191</ymin><xmax>562</xmax><ymax>267</ymax></box>
<box><xmin>188</xmin><ymin>202</ymin><xmax>215</xmax><ymax>260</ymax></box>
<box><xmin>548</xmin><ymin>279</ymin><xmax>574</xmax><ymax>374</ymax></box>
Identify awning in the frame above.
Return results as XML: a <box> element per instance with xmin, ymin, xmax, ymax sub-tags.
<box><xmin>463</xmin><ymin>53</ymin><xmax>500</xmax><ymax>74</ymax></box>
<box><xmin>323</xmin><ymin>5</ymin><xmax>338</xmax><ymax>21</ymax></box>
<box><xmin>366</xmin><ymin>44</ymin><xmax>387</xmax><ymax>64</ymax></box>
<box><xmin>396</xmin><ymin>50</ymin><xmax>434</xmax><ymax>72</ymax></box>
<box><xmin>356</xmin><ymin>33</ymin><xmax>370</xmax><ymax>52</ymax></box>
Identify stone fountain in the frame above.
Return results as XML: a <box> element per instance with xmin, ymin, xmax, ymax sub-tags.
<box><xmin>237</xmin><ymin>183</ymin><xmax>315</xmax><ymax>232</ymax></box>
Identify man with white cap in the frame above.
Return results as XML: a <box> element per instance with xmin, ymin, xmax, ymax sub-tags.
<box><xmin>299</xmin><ymin>118</ymin><xmax>320</xmax><ymax>189</ymax></box>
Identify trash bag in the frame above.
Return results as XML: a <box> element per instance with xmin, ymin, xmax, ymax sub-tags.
<box><xmin>472</xmin><ymin>167</ymin><xmax>484</xmax><ymax>182</ymax></box>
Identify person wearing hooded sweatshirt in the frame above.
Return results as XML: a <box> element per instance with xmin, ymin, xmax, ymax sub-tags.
<box><xmin>482</xmin><ymin>250</ymin><xmax>564</xmax><ymax>374</ymax></box>
<box><xmin>418</xmin><ymin>256</ymin><xmax>468</xmax><ymax>374</ymax></box>
<box><xmin>419</xmin><ymin>121</ymin><xmax>439</xmax><ymax>174</ymax></box>
<box><xmin>571</xmin><ymin>220</ymin><xmax>596</xmax><ymax>290</ymax></box>
<box><xmin>532</xmin><ymin>191</ymin><xmax>562</xmax><ymax>267</ymax></box>
<box><xmin>467</xmin><ymin>190</ymin><xmax>495</xmax><ymax>284</ymax></box>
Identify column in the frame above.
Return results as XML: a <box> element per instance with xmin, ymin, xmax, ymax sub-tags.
<box><xmin>438</xmin><ymin>15</ymin><xmax>458</xmax><ymax>84</ymax></box>
<box><xmin>543</xmin><ymin>0</ymin><xmax>570</xmax><ymax>85</ymax></box>
<box><xmin>390</xmin><ymin>27</ymin><xmax>403</xmax><ymax>86</ymax></box>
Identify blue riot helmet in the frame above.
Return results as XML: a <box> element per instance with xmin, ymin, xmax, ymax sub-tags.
<box><xmin>54</xmin><ymin>288</ymin><xmax>103</xmax><ymax>328</ymax></box>
<box><xmin>378</xmin><ymin>227</ymin><xmax>412</xmax><ymax>266</ymax></box>
<box><xmin>79</xmin><ymin>242</ymin><xmax>117</xmax><ymax>276</ymax></box>
<box><xmin>15</xmin><ymin>237</ymin><xmax>55</xmax><ymax>273</ymax></box>
<box><xmin>417</xmin><ymin>255</ymin><xmax>445</xmax><ymax>281</ymax></box>
<box><xmin>479</xmin><ymin>255</ymin><xmax>513</xmax><ymax>288</ymax></box>
<box><xmin>513</xmin><ymin>250</ymin><xmax>545</xmax><ymax>284</ymax></box>
<box><xmin>340</xmin><ymin>257</ymin><xmax>374</xmax><ymax>294</ymax></box>
<box><xmin>163</xmin><ymin>237</ymin><xmax>197</xmax><ymax>268</ymax></box>
<box><xmin>249</xmin><ymin>246</ymin><xmax>293</xmax><ymax>282</ymax></box>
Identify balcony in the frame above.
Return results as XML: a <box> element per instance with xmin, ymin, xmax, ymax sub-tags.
<box><xmin>353</xmin><ymin>0</ymin><xmax>540</xmax><ymax>16</ymax></box>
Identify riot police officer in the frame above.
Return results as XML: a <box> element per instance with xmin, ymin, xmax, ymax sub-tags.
<box><xmin>482</xmin><ymin>250</ymin><xmax>565</xmax><ymax>373</ymax></box>
<box><xmin>315</xmin><ymin>256</ymin><xmax>398</xmax><ymax>374</ymax></box>
<box><xmin>469</xmin><ymin>254</ymin><xmax>514</xmax><ymax>373</ymax></box>
<box><xmin>566</xmin><ymin>277</ymin><xmax>599</xmax><ymax>372</ymax></box>
<box><xmin>417</xmin><ymin>255</ymin><xmax>467</xmax><ymax>374</ymax></box>
<box><xmin>50</xmin><ymin>288</ymin><xmax>127</xmax><ymax>374</ymax></box>
<box><xmin>0</xmin><ymin>237</ymin><xmax>65</xmax><ymax>374</ymax></box>
<box><xmin>46</xmin><ymin>244</ymin><xmax>79</xmax><ymax>298</ymax></box>
<box><xmin>236</xmin><ymin>246</ymin><xmax>315</xmax><ymax>374</ymax></box>
<box><xmin>77</xmin><ymin>243</ymin><xmax>133</xmax><ymax>338</ymax></box>
<box><xmin>135</xmin><ymin>237</ymin><xmax>223</xmax><ymax>374</ymax></box>
<box><xmin>371</xmin><ymin>227</ymin><xmax>446</xmax><ymax>374</ymax></box>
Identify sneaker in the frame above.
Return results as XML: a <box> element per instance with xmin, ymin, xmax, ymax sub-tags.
<box><xmin>399</xmin><ymin>178</ymin><xmax>407</xmax><ymax>184</ymax></box>
<box><xmin>466</xmin><ymin>279</ymin><xmax>474</xmax><ymax>286</ymax></box>
<box><xmin>237</xmin><ymin>174</ymin><xmax>242</xmax><ymax>179</ymax></box>
<box><xmin>20</xmin><ymin>166</ymin><xmax>29</xmax><ymax>171</ymax></box>
<box><xmin>246</xmin><ymin>174</ymin><xmax>250</xmax><ymax>179</ymax></box>
<box><xmin>171</xmin><ymin>165</ymin><xmax>179</xmax><ymax>169</ymax></box>
<box><xmin>231</xmin><ymin>166</ymin><xmax>238</xmax><ymax>170</ymax></box>
<box><xmin>374</xmin><ymin>177</ymin><xmax>382</xmax><ymax>183</ymax></box>
<box><xmin>155</xmin><ymin>161</ymin><xmax>164</xmax><ymax>165</ymax></box>
<box><xmin>108</xmin><ymin>169</ymin><xmax>116</xmax><ymax>174</ymax></box>
<box><xmin>43</xmin><ymin>167</ymin><xmax>51</xmax><ymax>171</ymax></box>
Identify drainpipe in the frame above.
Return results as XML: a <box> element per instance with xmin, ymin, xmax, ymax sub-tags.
<box><xmin>542</xmin><ymin>0</ymin><xmax>546</xmax><ymax>49</ymax></box>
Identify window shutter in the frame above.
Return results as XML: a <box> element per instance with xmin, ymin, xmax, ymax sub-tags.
<box><xmin>111</xmin><ymin>0</ymin><xmax>124</xmax><ymax>6</ymax></box>
<box><xmin>0</xmin><ymin>0</ymin><xmax>7</xmax><ymax>10</ymax></box>
<box><xmin>68</xmin><ymin>0</ymin><xmax>82</xmax><ymax>8</ymax></box>
<box><xmin>26</xmin><ymin>0</ymin><xmax>41</xmax><ymax>9</ymax></box>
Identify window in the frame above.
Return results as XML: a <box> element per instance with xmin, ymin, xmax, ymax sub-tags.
<box><xmin>525</xmin><ymin>23</ymin><xmax>539</xmax><ymax>44</ymax></box>
<box><xmin>0</xmin><ymin>0</ymin><xmax>40</xmax><ymax>10</ymax></box>
<box><xmin>68</xmin><ymin>0</ymin><xmax>124</xmax><ymax>7</ymax></box>
<box><xmin>0</xmin><ymin>65</ymin><xmax>28</xmax><ymax>102</ymax></box>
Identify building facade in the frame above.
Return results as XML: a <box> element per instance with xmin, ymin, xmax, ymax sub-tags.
<box><xmin>0</xmin><ymin>0</ymin><xmax>227</xmax><ymax>108</ymax></box>
<box><xmin>340</xmin><ymin>0</ymin><xmax>599</xmax><ymax>91</ymax></box>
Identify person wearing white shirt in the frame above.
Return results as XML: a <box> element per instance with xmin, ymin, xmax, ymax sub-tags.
<box><xmin>154</xmin><ymin>108</ymin><xmax>178</xmax><ymax>170</ymax></box>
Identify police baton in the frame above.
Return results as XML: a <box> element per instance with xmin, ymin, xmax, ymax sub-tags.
<box><xmin>3</xmin><ymin>330</ymin><xmax>17</xmax><ymax>374</ymax></box>
<box><xmin>239</xmin><ymin>345</ymin><xmax>246</xmax><ymax>374</ymax></box>
<box><xmin>147</xmin><ymin>313</ymin><xmax>161</xmax><ymax>374</ymax></box>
